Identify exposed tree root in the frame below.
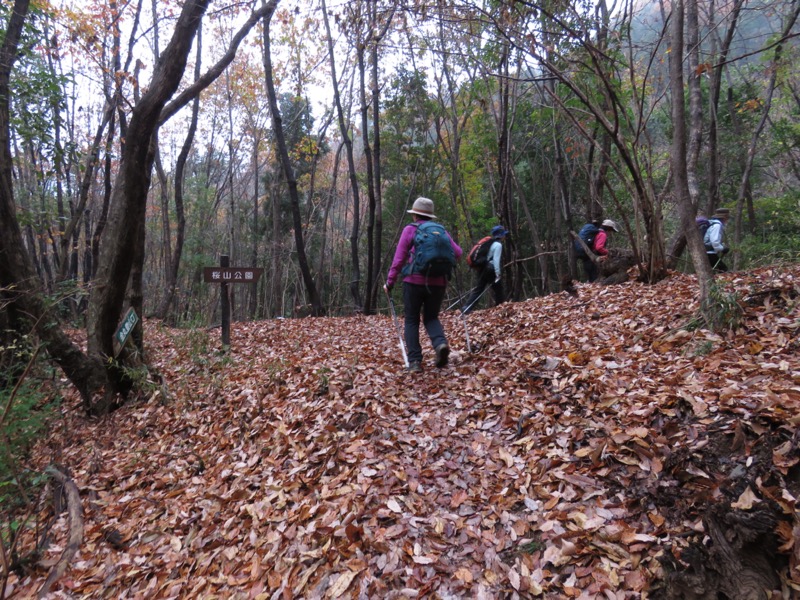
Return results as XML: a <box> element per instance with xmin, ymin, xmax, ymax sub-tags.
<box><xmin>38</xmin><ymin>467</ymin><xmax>84</xmax><ymax>599</ymax></box>
<box><xmin>658</xmin><ymin>502</ymin><xmax>782</xmax><ymax>600</ymax></box>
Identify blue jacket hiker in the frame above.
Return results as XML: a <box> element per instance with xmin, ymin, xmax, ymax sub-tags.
<box><xmin>463</xmin><ymin>225</ymin><xmax>508</xmax><ymax>315</ymax></box>
<box><xmin>384</xmin><ymin>197</ymin><xmax>462</xmax><ymax>373</ymax></box>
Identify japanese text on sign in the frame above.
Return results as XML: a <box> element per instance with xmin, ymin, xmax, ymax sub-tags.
<box><xmin>203</xmin><ymin>267</ymin><xmax>264</xmax><ymax>283</ymax></box>
<box><xmin>114</xmin><ymin>307</ymin><xmax>139</xmax><ymax>355</ymax></box>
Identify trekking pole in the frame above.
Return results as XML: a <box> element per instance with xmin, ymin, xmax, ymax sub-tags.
<box><xmin>384</xmin><ymin>286</ymin><xmax>409</xmax><ymax>369</ymax></box>
<box><xmin>461</xmin><ymin>304</ymin><xmax>473</xmax><ymax>353</ymax></box>
<box><xmin>445</xmin><ymin>289</ymin><xmax>473</xmax><ymax>312</ymax></box>
<box><xmin>461</xmin><ymin>284</ymin><xmax>491</xmax><ymax>315</ymax></box>
<box><xmin>457</xmin><ymin>282</ymin><xmax>486</xmax><ymax>353</ymax></box>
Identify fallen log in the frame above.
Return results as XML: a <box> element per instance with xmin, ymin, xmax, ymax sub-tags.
<box><xmin>569</xmin><ymin>230</ymin><xmax>636</xmax><ymax>285</ymax></box>
<box><xmin>38</xmin><ymin>466</ymin><xmax>84</xmax><ymax>599</ymax></box>
<box><xmin>597</xmin><ymin>249</ymin><xmax>636</xmax><ymax>285</ymax></box>
<box><xmin>659</xmin><ymin>502</ymin><xmax>781</xmax><ymax>599</ymax></box>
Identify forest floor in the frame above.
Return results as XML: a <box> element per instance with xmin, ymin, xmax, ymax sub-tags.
<box><xmin>8</xmin><ymin>265</ymin><xmax>800</xmax><ymax>599</ymax></box>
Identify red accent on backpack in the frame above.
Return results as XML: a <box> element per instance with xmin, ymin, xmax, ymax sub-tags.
<box><xmin>467</xmin><ymin>236</ymin><xmax>493</xmax><ymax>269</ymax></box>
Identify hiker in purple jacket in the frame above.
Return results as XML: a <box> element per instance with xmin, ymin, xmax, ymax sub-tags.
<box><xmin>384</xmin><ymin>197</ymin><xmax>462</xmax><ymax>373</ymax></box>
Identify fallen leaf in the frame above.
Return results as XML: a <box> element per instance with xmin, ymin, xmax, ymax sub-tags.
<box><xmin>327</xmin><ymin>570</ymin><xmax>360</xmax><ymax>598</ymax></box>
<box><xmin>731</xmin><ymin>486</ymin><xmax>761</xmax><ymax>510</ymax></box>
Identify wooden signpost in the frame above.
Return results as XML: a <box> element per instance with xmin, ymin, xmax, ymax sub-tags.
<box><xmin>203</xmin><ymin>255</ymin><xmax>263</xmax><ymax>347</ymax></box>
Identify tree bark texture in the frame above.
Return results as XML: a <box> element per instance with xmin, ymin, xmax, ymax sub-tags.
<box><xmin>88</xmin><ymin>0</ymin><xmax>211</xmax><ymax>363</ymax></box>
<box><xmin>668</xmin><ymin>0</ymin><xmax>715</xmax><ymax>314</ymax></box>
<box><xmin>661</xmin><ymin>503</ymin><xmax>780</xmax><ymax>600</ymax></box>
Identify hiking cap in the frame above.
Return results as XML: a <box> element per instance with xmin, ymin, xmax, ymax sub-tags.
<box><xmin>491</xmin><ymin>225</ymin><xmax>508</xmax><ymax>238</ymax></box>
<box><xmin>601</xmin><ymin>219</ymin><xmax>620</xmax><ymax>232</ymax></box>
<box><xmin>408</xmin><ymin>197</ymin><xmax>436</xmax><ymax>219</ymax></box>
<box><xmin>712</xmin><ymin>208</ymin><xmax>730</xmax><ymax>219</ymax></box>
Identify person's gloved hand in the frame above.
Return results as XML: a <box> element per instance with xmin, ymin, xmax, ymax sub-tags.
<box><xmin>384</xmin><ymin>283</ymin><xmax>393</xmax><ymax>294</ymax></box>
<box><xmin>495</xmin><ymin>277</ymin><xmax>501</xmax><ymax>284</ymax></box>
<box><xmin>721</xmin><ymin>247</ymin><xmax>730</xmax><ymax>255</ymax></box>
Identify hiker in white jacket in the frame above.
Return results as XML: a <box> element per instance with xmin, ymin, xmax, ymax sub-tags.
<box><xmin>705</xmin><ymin>208</ymin><xmax>730</xmax><ymax>272</ymax></box>
<box><xmin>463</xmin><ymin>225</ymin><xmax>508</xmax><ymax>314</ymax></box>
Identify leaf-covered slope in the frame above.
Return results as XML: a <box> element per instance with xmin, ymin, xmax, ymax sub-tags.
<box><xmin>13</xmin><ymin>266</ymin><xmax>800</xmax><ymax>598</ymax></box>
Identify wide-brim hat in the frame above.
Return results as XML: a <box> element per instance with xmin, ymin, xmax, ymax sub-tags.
<box><xmin>712</xmin><ymin>208</ymin><xmax>730</xmax><ymax>219</ymax></box>
<box><xmin>408</xmin><ymin>197</ymin><xmax>436</xmax><ymax>219</ymax></box>
<box><xmin>601</xmin><ymin>219</ymin><xmax>620</xmax><ymax>232</ymax></box>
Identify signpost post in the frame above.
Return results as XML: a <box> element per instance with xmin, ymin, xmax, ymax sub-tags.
<box><xmin>203</xmin><ymin>255</ymin><xmax>263</xmax><ymax>348</ymax></box>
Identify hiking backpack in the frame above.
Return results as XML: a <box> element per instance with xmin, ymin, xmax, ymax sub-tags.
<box><xmin>574</xmin><ymin>223</ymin><xmax>600</xmax><ymax>257</ymax></box>
<box><xmin>696</xmin><ymin>216</ymin><xmax>711</xmax><ymax>238</ymax></box>
<box><xmin>702</xmin><ymin>218</ymin><xmax>721</xmax><ymax>250</ymax></box>
<box><xmin>467</xmin><ymin>236</ymin><xmax>493</xmax><ymax>269</ymax></box>
<box><xmin>402</xmin><ymin>221</ymin><xmax>456</xmax><ymax>278</ymax></box>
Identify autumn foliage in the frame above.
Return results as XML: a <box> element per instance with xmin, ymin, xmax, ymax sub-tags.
<box><xmin>8</xmin><ymin>265</ymin><xmax>800</xmax><ymax>598</ymax></box>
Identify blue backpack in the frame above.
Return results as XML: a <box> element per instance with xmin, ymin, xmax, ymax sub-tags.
<box><xmin>574</xmin><ymin>223</ymin><xmax>600</xmax><ymax>257</ymax></box>
<box><xmin>402</xmin><ymin>221</ymin><xmax>456</xmax><ymax>278</ymax></box>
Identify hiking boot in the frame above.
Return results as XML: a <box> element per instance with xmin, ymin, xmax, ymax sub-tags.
<box><xmin>435</xmin><ymin>344</ymin><xmax>450</xmax><ymax>368</ymax></box>
<box><xmin>408</xmin><ymin>361</ymin><xmax>422</xmax><ymax>373</ymax></box>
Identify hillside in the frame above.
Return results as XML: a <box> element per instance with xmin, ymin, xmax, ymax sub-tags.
<box><xmin>9</xmin><ymin>265</ymin><xmax>800</xmax><ymax>598</ymax></box>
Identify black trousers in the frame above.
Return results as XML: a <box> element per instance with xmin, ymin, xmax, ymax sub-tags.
<box><xmin>579</xmin><ymin>255</ymin><xmax>599</xmax><ymax>282</ymax></box>
<box><xmin>463</xmin><ymin>267</ymin><xmax>504</xmax><ymax>314</ymax></box>
<box><xmin>707</xmin><ymin>253</ymin><xmax>728</xmax><ymax>272</ymax></box>
<box><xmin>402</xmin><ymin>283</ymin><xmax>447</xmax><ymax>364</ymax></box>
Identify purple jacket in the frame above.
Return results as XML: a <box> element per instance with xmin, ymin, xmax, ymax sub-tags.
<box><xmin>387</xmin><ymin>222</ymin><xmax>463</xmax><ymax>288</ymax></box>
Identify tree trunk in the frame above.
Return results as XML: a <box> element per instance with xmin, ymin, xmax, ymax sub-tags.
<box><xmin>92</xmin><ymin>123</ymin><xmax>115</xmax><ymax>279</ymax></box>
<box><xmin>369</xmin><ymin>4</ymin><xmax>390</xmax><ymax>314</ymax></box>
<box><xmin>86</xmin><ymin>0</ymin><xmax>211</xmax><ymax>409</ymax></box>
<box><xmin>685</xmin><ymin>0</ymin><xmax>702</xmax><ymax>207</ymax></box>
<box><xmin>357</xmin><ymin>42</ymin><xmax>377</xmax><ymax>315</ymax></box>
<box><xmin>356</xmin><ymin>1</ymin><xmax>393</xmax><ymax>317</ymax></box>
<box><xmin>317</xmin><ymin>141</ymin><xmax>344</xmax><ymax>301</ymax></box>
<box><xmin>0</xmin><ymin>0</ymin><xmax>109</xmax><ymax>406</ymax></box>
<box><xmin>588</xmin><ymin>0</ymin><xmax>611</xmax><ymax>223</ymax></box>
<box><xmin>155</xmin><ymin>86</ymin><xmax>199</xmax><ymax>321</ymax></box>
<box><xmin>154</xmin><ymin>141</ymin><xmax>172</xmax><ymax>301</ymax></box>
<box><xmin>665</xmin><ymin>0</ymin><xmax>744</xmax><ymax>269</ymax></box>
<box><xmin>321</xmin><ymin>0</ymin><xmax>362</xmax><ymax>313</ymax></box>
<box><xmin>92</xmin><ymin>1</ymin><xmax>270</xmax><ymax>349</ymax></box>
<box><xmin>57</xmin><ymin>103</ymin><xmax>114</xmax><ymax>282</ymax></box>
<box><xmin>669</xmin><ymin>0</ymin><xmax>714</xmax><ymax>318</ymax></box>
<box><xmin>261</xmin><ymin>0</ymin><xmax>322</xmax><ymax>317</ymax></box>
<box><xmin>495</xmin><ymin>45</ymin><xmax>520</xmax><ymax>300</ymax></box>
<box><xmin>250</xmin><ymin>131</ymin><xmax>260</xmax><ymax>320</ymax></box>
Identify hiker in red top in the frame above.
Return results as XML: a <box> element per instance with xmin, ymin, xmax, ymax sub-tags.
<box><xmin>593</xmin><ymin>219</ymin><xmax>618</xmax><ymax>258</ymax></box>
<box><xmin>384</xmin><ymin>197</ymin><xmax>462</xmax><ymax>373</ymax></box>
<box><xmin>577</xmin><ymin>219</ymin><xmax>619</xmax><ymax>282</ymax></box>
